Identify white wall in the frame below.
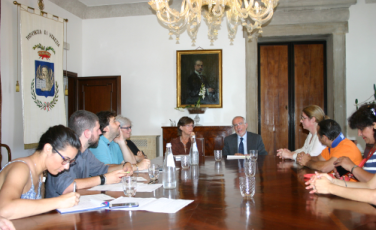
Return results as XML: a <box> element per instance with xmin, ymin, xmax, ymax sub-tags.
<box><xmin>1</xmin><ymin>0</ymin><xmax>83</xmax><ymax>166</ymax></box>
<box><xmin>82</xmin><ymin>15</ymin><xmax>246</xmax><ymax>155</ymax></box>
<box><xmin>346</xmin><ymin>0</ymin><xmax>376</xmax><ymax>149</ymax></box>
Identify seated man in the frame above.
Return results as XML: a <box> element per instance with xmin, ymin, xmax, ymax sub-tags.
<box><xmin>223</xmin><ymin>116</ymin><xmax>267</xmax><ymax>157</ymax></box>
<box><xmin>90</xmin><ymin>111</ymin><xmax>150</xmax><ymax>170</ymax></box>
<box><xmin>297</xmin><ymin>119</ymin><xmax>362</xmax><ymax>174</ymax></box>
<box><xmin>46</xmin><ymin>110</ymin><xmax>133</xmax><ymax>198</ymax></box>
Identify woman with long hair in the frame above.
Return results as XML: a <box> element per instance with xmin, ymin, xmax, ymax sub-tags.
<box><xmin>0</xmin><ymin>125</ymin><xmax>81</xmax><ymax>219</ymax></box>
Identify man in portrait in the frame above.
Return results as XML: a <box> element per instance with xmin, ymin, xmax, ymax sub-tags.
<box><xmin>186</xmin><ymin>60</ymin><xmax>218</xmax><ymax>104</ymax></box>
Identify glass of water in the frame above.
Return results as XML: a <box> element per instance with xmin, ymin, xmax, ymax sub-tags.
<box><xmin>122</xmin><ymin>176</ymin><xmax>137</xmax><ymax>197</ymax></box>
<box><xmin>181</xmin><ymin>155</ymin><xmax>190</xmax><ymax>169</ymax></box>
<box><xmin>239</xmin><ymin>176</ymin><xmax>255</xmax><ymax>199</ymax></box>
<box><xmin>249</xmin><ymin>150</ymin><xmax>258</xmax><ymax>162</ymax></box>
<box><xmin>148</xmin><ymin>164</ymin><xmax>160</xmax><ymax>181</ymax></box>
<box><xmin>244</xmin><ymin>158</ymin><xmax>257</xmax><ymax>177</ymax></box>
<box><xmin>214</xmin><ymin>150</ymin><xmax>222</xmax><ymax>161</ymax></box>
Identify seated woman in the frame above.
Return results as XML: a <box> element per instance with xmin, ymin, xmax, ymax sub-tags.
<box><xmin>306</xmin><ymin>104</ymin><xmax>376</xmax><ymax>203</ymax></box>
<box><xmin>116</xmin><ymin>115</ymin><xmax>146</xmax><ymax>162</ymax></box>
<box><xmin>170</xmin><ymin>117</ymin><xmax>203</xmax><ymax>155</ymax></box>
<box><xmin>0</xmin><ymin>125</ymin><xmax>81</xmax><ymax>219</ymax></box>
<box><xmin>277</xmin><ymin>105</ymin><xmax>327</xmax><ymax>160</ymax></box>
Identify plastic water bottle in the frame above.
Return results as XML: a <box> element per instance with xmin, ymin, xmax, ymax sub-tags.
<box><xmin>190</xmin><ymin>135</ymin><xmax>199</xmax><ymax>165</ymax></box>
<box><xmin>163</xmin><ymin>143</ymin><xmax>176</xmax><ymax>189</ymax></box>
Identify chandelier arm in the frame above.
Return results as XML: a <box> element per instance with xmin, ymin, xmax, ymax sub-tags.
<box><xmin>164</xmin><ymin>0</ymin><xmax>189</xmax><ymax>18</ymax></box>
<box><xmin>248</xmin><ymin>5</ymin><xmax>273</xmax><ymax>21</ymax></box>
<box><xmin>156</xmin><ymin>12</ymin><xmax>182</xmax><ymax>25</ymax></box>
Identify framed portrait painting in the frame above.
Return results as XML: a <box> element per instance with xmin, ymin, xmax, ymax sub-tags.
<box><xmin>177</xmin><ymin>49</ymin><xmax>223</xmax><ymax>108</ymax></box>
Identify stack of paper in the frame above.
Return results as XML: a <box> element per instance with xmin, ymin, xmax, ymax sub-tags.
<box><xmin>109</xmin><ymin>197</ymin><xmax>194</xmax><ymax>213</ymax></box>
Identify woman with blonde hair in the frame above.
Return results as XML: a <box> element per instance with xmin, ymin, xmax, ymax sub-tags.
<box><xmin>277</xmin><ymin>105</ymin><xmax>328</xmax><ymax>160</ymax></box>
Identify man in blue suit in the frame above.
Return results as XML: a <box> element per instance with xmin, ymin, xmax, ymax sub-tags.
<box><xmin>223</xmin><ymin>116</ymin><xmax>267</xmax><ymax>157</ymax></box>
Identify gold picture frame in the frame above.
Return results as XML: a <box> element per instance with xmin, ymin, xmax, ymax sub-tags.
<box><xmin>177</xmin><ymin>49</ymin><xmax>223</xmax><ymax>108</ymax></box>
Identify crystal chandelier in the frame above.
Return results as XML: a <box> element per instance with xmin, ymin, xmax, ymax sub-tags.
<box><xmin>148</xmin><ymin>0</ymin><xmax>279</xmax><ymax>45</ymax></box>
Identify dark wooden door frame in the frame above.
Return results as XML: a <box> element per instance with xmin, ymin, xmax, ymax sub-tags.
<box><xmin>257</xmin><ymin>41</ymin><xmax>327</xmax><ymax>150</ymax></box>
<box><xmin>67</xmin><ymin>75</ymin><xmax>121</xmax><ymax>118</ymax></box>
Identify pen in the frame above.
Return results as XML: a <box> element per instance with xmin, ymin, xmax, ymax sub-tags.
<box><xmin>73</xmin><ymin>181</ymin><xmax>76</xmax><ymax>193</ymax></box>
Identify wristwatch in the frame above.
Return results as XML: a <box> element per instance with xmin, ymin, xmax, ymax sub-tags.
<box><xmin>99</xmin><ymin>174</ymin><xmax>106</xmax><ymax>185</ymax></box>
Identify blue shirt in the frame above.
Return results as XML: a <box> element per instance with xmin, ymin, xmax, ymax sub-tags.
<box><xmin>90</xmin><ymin>135</ymin><xmax>124</xmax><ymax>165</ymax></box>
<box><xmin>237</xmin><ymin>132</ymin><xmax>248</xmax><ymax>154</ymax></box>
<box><xmin>45</xmin><ymin>148</ymin><xmax>109</xmax><ymax>198</ymax></box>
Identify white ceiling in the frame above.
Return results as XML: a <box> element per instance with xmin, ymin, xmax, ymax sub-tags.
<box><xmin>78</xmin><ymin>0</ymin><xmax>148</xmax><ymax>6</ymax></box>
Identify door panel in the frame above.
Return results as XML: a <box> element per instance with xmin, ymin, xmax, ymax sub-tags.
<box><xmin>260</xmin><ymin>45</ymin><xmax>289</xmax><ymax>155</ymax></box>
<box><xmin>259</xmin><ymin>42</ymin><xmax>326</xmax><ymax>155</ymax></box>
<box><xmin>294</xmin><ymin>44</ymin><xmax>325</xmax><ymax>149</ymax></box>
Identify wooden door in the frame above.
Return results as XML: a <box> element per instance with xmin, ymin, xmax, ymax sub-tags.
<box><xmin>294</xmin><ymin>44</ymin><xmax>325</xmax><ymax>149</ymax></box>
<box><xmin>259</xmin><ymin>45</ymin><xmax>289</xmax><ymax>155</ymax></box>
<box><xmin>259</xmin><ymin>42</ymin><xmax>326</xmax><ymax>154</ymax></box>
<box><xmin>68</xmin><ymin>76</ymin><xmax>121</xmax><ymax>116</ymax></box>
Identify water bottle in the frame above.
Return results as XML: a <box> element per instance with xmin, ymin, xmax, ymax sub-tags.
<box><xmin>190</xmin><ymin>135</ymin><xmax>199</xmax><ymax>165</ymax></box>
<box><xmin>163</xmin><ymin>143</ymin><xmax>176</xmax><ymax>189</ymax></box>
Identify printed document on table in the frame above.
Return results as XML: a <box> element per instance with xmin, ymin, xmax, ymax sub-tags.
<box><xmin>109</xmin><ymin>197</ymin><xmax>194</xmax><ymax>213</ymax></box>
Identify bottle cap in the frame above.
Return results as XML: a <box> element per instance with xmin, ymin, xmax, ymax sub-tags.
<box><xmin>166</xmin><ymin>143</ymin><xmax>172</xmax><ymax>147</ymax></box>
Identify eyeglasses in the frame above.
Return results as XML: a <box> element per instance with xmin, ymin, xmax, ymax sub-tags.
<box><xmin>232</xmin><ymin>122</ymin><xmax>245</xmax><ymax>128</ymax></box>
<box><xmin>300</xmin><ymin>115</ymin><xmax>309</xmax><ymax>120</ymax></box>
<box><xmin>120</xmin><ymin>126</ymin><xmax>132</xmax><ymax>130</ymax></box>
<box><xmin>53</xmin><ymin>147</ymin><xmax>76</xmax><ymax>165</ymax></box>
<box><xmin>184</xmin><ymin>124</ymin><xmax>194</xmax><ymax>128</ymax></box>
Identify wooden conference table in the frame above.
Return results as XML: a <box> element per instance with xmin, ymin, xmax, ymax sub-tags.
<box><xmin>12</xmin><ymin>156</ymin><xmax>376</xmax><ymax>229</ymax></box>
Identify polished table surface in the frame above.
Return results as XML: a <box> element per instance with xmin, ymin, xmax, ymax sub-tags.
<box><xmin>12</xmin><ymin>156</ymin><xmax>376</xmax><ymax>229</ymax></box>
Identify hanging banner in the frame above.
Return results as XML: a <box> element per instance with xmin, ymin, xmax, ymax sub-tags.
<box><xmin>20</xmin><ymin>5</ymin><xmax>66</xmax><ymax>147</ymax></box>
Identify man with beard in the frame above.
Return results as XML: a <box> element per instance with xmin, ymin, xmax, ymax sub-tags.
<box><xmin>45</xmin><ymin>110</ymin><xmax>133</xmax><ymax>198</ymax></box>
<box><xmin>90</xmin><ymin>111</ymin><xmax>150</xmax><ymax>170</ymax></box>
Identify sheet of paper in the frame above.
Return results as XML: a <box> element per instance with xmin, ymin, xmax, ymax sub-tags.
<box><xmin>108</xmin><ymin>197</ymin><xmax>194</xmax><ymax>213</ymax></box>
<box><xmin>227</xmin><ymin>155</ymin><xmax>246</xmax><ymax>160</ymax></box>
<box><xmin>57</xmin><ymin>194</ymin><xmax>114</xmax><ymax>214</ymax></box>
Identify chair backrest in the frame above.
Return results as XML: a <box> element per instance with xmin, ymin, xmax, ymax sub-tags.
<box><xmin>0</xmin><ymin>144</ymin><xmax>12</xmax><ymax>170</ymax></box>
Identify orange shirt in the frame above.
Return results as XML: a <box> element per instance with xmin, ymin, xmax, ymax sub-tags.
<box><xmin>320</xmin><ymin>138</ymin><xmax>362</xmax><ymax>165</ymax></box>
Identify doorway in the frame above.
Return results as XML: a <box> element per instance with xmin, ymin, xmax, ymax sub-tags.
<box><xmin>258</xmin><ymin>41</ymin><xmax>327</xmax><ymax>154</ymax></box>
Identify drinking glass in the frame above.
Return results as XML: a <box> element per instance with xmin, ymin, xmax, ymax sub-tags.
<box><xmin>244</xmin><ymin>158</ymin><xmax>257</xmax><ymax>177</ymax></box>
<box><xmin>181</xmin><ymin>155</ymin><xmax>190</xmax><ymax>169</ymax></box>
<box><xmin>239</xmin><ymin>176</ymin><xmax>255</xmax><ymax>199</ymax></box>
<box><xmin>249</xmin><ymin>150</ymin><xmax>258</xmax><ymax>162</ymax></box>
<box><xmin>148</xmin><ymin>164</ymin><xmax>160</xmax><ymax>181</ymax></box>
<box><xmin>214</xmin><ymin>150</ymin><xmax>222</xmax><ymax>161</ymax></box>
<box><xmin>122</xmin><ymin>176</ymin><xmax>137</xmax><ymax>197</ymax></box>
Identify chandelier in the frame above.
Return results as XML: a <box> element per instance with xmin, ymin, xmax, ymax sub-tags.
<box><xmin>148</xmin><ymin>0</ymin><xmax>279</xmax><ymax>45</ymax></box>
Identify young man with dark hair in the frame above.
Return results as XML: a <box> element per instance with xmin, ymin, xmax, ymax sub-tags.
<box><xmin>90</xmin><ymin>111</ymin><xmax>150</xmax><ymax>170</ymax></box>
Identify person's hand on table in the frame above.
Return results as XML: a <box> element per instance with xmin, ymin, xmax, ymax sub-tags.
<box><xmin>58</xmin><ymin>192</ymin><xmax>80</xmax><ymax>209</ymax></box>
<box><xmin>276</xmin><ymin>148</ymin><xmax>293</xmax><ymax>159</ymax></box>
<box><xmin>305</xmin><ymin>172</ymin><xmax>333</xmax><ymax>194</ymax></box>
<box><xmin>297</xmin><ymin>152</ymin><xmax>311</xmax><ymax>166</ymax></box>
<box><xmin>105</xmin><ymin>169</ymin><xmax>130</xmax><ymax>184</ymax></box>
<box><xmin>0</xmin><ymin>216</ymin><xmax>15</xmax><ymax>230</ymax></box>
<box><xmin>137</xmin><ymin>159</ymin><xmax>151</xmax><ymax>170</ymax></box>
<box><xmin>333</xmin><ymin>156</ymin><xmax>356</xmax><ymax>172</ymax></box>
<box><xmin>122</xmin><ymin>162</ymin><xmax>133</xmax><ymax>175</ymax></box>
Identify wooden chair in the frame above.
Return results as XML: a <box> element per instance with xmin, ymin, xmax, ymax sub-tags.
<box><xmin>0</xmin><ymin>143</ymin><xmax>12</xmax><ymax>170</ymax></box>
